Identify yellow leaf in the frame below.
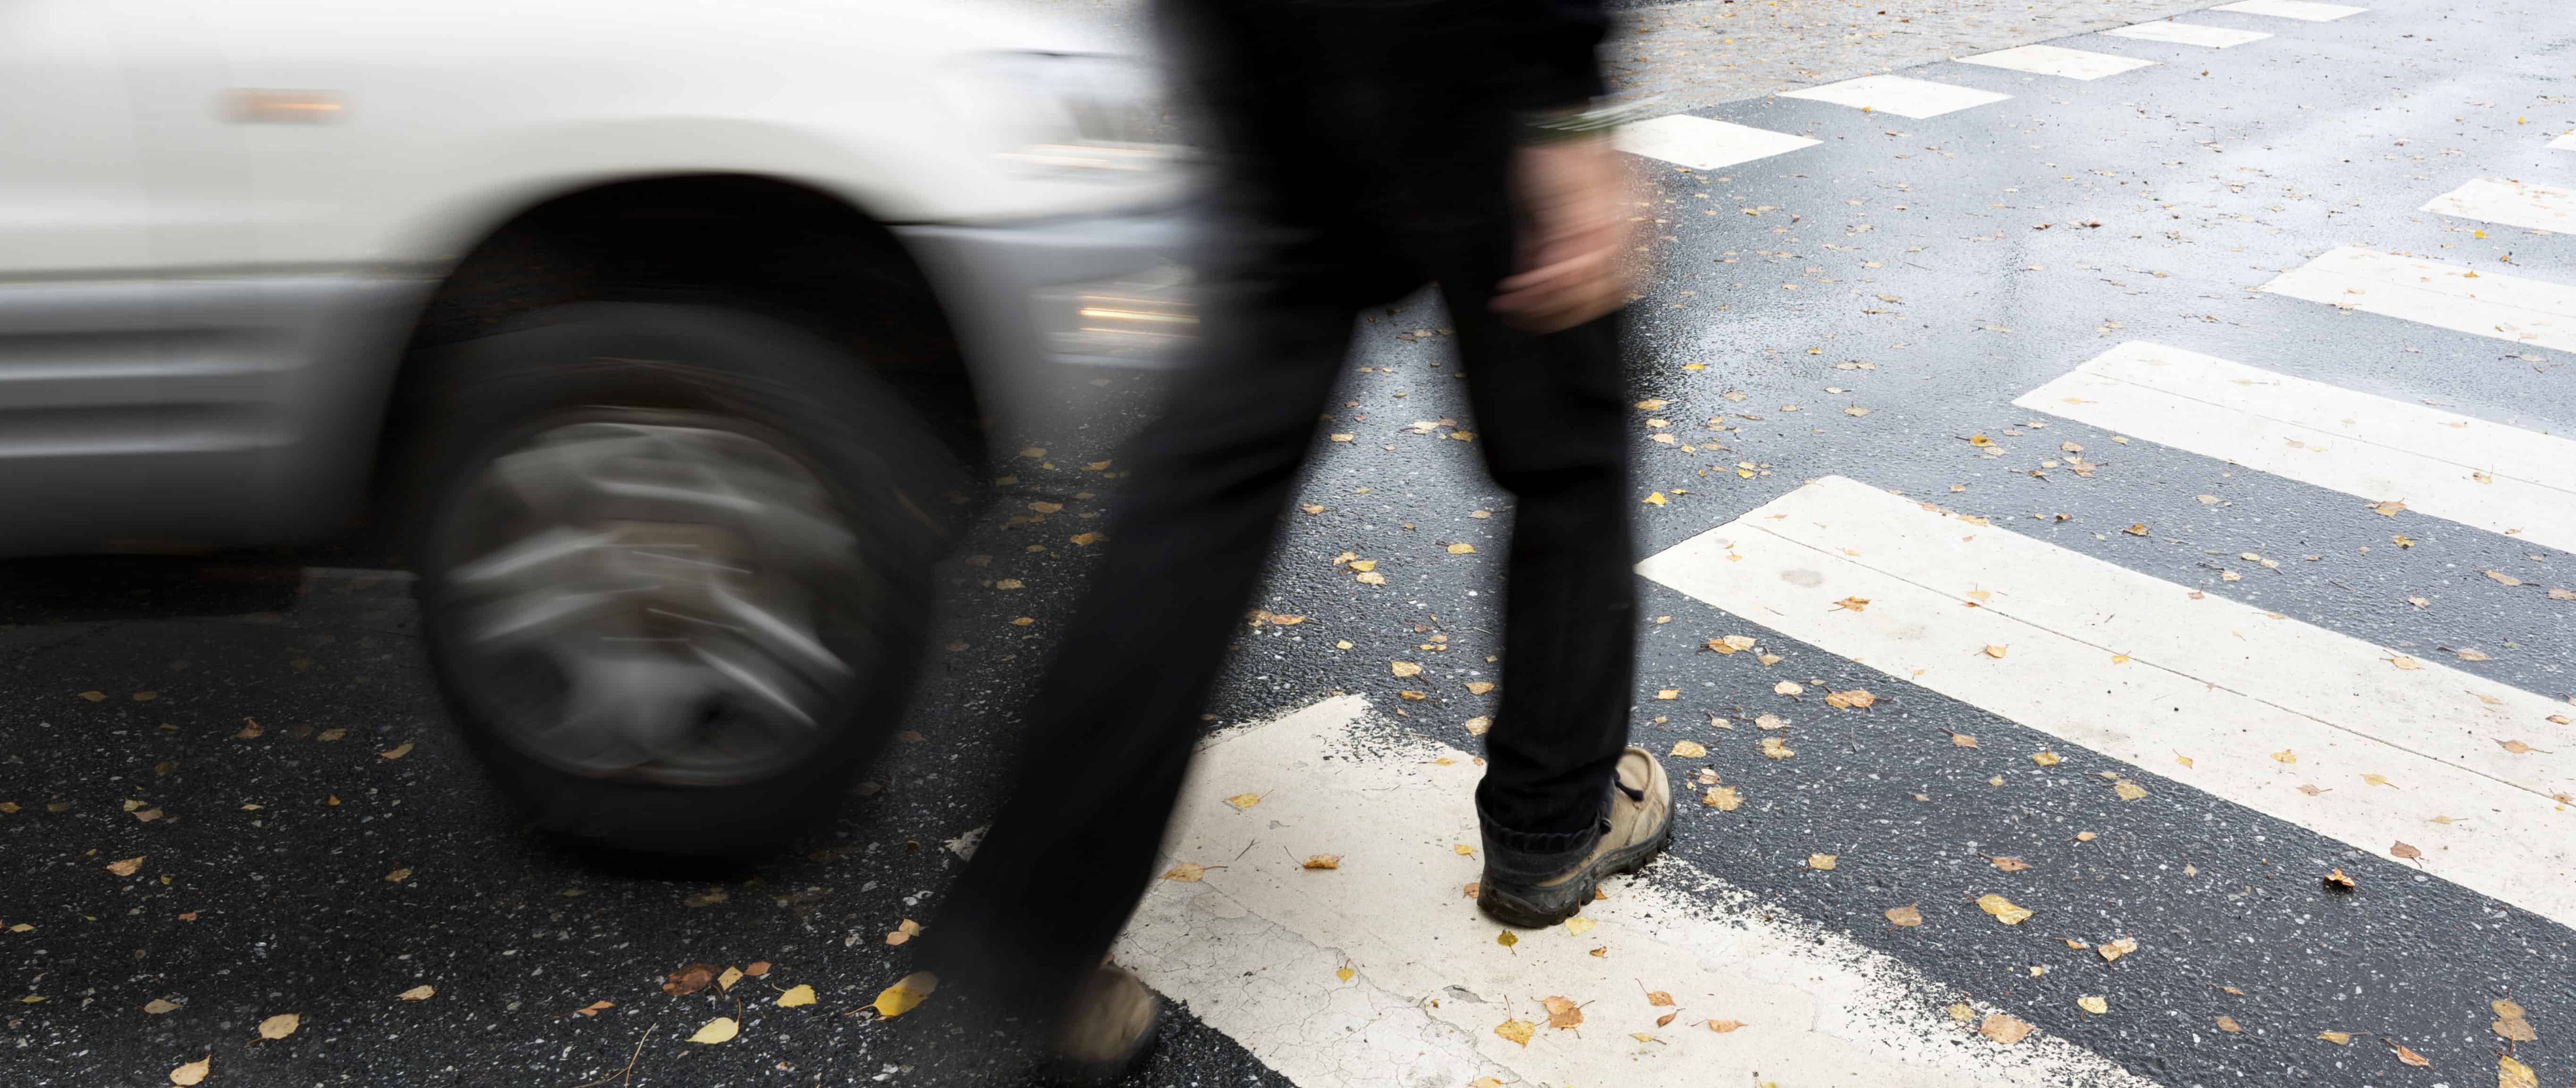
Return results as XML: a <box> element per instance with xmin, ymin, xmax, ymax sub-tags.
<box><xmin>169</xmin><ymin>1056</ymin><xmax>211</xmax><ymax>1086</ymax></box>
<box><xmin>776</xmin><ymin>984</ymin><xmax>817</xmax><ymax>1008</ymax></box>
<box><xmin>1465</xmin><ymin>681</ymin><xmax>1495</xmax><ymax>695</ymax></box>
<box><xmin>2113</xmin><ymin>780</ymin><xmax>2148</xmax><ymax>801</ymax></box>
<box><xmin>1978</xmin><ymin>1013</ymin><xmax>2034</xmax><ymax>1045</ymax></box>
<box><xmin>717</xmin><ymin>966</ymin><xmax>744</xmax><ymax>992</ymax></box>
<box><xmin>1825</xmin><ymin>689</ymin><xmax>1878</xmax><ymax>710</ymax></box>
<box><xmin>2271</xmin><ymin>749</ymin><xmax>2296</xmax><ymax>764</ymax></box>
<box><xmin>1543</xmin><ymin>996</ymin><xmax>1585</xmax><ymax>1029</ymax></box>
<box><xmin>1773</xmin><ymin>681</ymin><xmax>1804</xmax><ymax>696</ymax></box>
<box><xmin>1703</xmin><ymin>785</ymin><xmax>1743</xmax><ymax>811</ymax></box>
<box><xmin>1355</xmin><ymin>570</ymin><xmax>1387</xmax><ymax>585</ymax></box>
<box><xmin>1446</xmin><ymin>543</ymin><xmax>1475</xmax><ymax>554</ymax></box>
<box><xmin>1335</xmin><ymin>967</ymin><xmax>1354</xmax><ymax>983</ymax></box>
<box><xmin>144</xmin><ymin>998</ymin><xmax>180</xmax><ymax>1014</ymax></box>
<box><xmin>1390</xmin><ymin>661</ymin><xmax>1422</xmax><ymax>678</ymax></box>
<box><xmin>1069</xmin><ymin>532</ymin><xmax>1103</xmax><ymax>546</ymax></box>
<box><xmin>1225</xmin><ymin>793</ymin><xmax>1263</xmax><ymax>810</ymax></box>
<box><xmin>1948</xmin><ymin>1003</ymin><xmax>1974</xmax><ymax>1022</ymax></box>
<box><xmin>2097</xmin><ymin>937</ymin><xmax>2138</xmax><ymax>962</ymax></box>
<box><xmin>1705</xmin><ymin>1018</ymin><xmax>1745</xmax><ymax>1033</ymax></box>
<box><xmin>106</xmin><ymin>855</ymin><xmax>146</xmax><ymax>877</ymax></box>
<box><xmin>397</xmin><ymin>985</ymin><xmax>435</xmax><ymax>1001</ymax></box>
<box><xmin>257</xmin><ymin>1013</ymin><xmax>299</xmax><ymax>1039</ymax></box>
<box><xmin>1328</xmin><ymin>433</ymin><xmax>1354</xmax><ymax>443</ymax></box>
<box><xmin>1644</xmin><ymin>492</ymin><xmax>1668</xmax><ymax>507</ymax></box>
<box><xmin>1989</xmin><ymin>856</ymin><xmax>2031</xmax><ymax>872</ymax></box>
<box><xmin>1671</xmin><ymin>739</ymin><xmax>1708</xmax><ymax>758</ymax></box>
<box><xmin>2388</xmin><ymin>655</ymin><xmax>2420</xmax><ymax>670</ymax></box>
<box><xmin>1495</xmin><ymin>1018</ymin><xmax>1535</xmax><ymax>1046</ymax></box>
<box><xmin>79</xmin><ymin>690</ymin><xmax>106</xmax><ymax>703</ymax></box>
<box><xmin>1162</xmin><ymin>863</ymin><xmax>1209</xmax><ymax>882</ymax></box>
<box><xmin>687</xmin><ymin>1016</ymin><xmax>740</xmax><ymax>1044</ymax></box>
<box><xmin>385</xmin><ymin>868</ymin><xmax>412</xmax><ymax>883</ymax></box>
<box><xmin>1084</xmin><ymin>460</ymin><xmax>1113</xmax><ymax>471</ymax></box>
<box><xmin>1832</xmin><ymin>595</ymin><xmax>1871</xmax><ymax>612</ymax></box>
<box><xmin>1348</xmin><ymin>560</ymin><xmax>1376</xmax><ymax>572</ymax></box>
<box><xmin>2500</xmin><ymin>1055</ymin><xmax>2538</xmax><ymax>1088</ymax></box>
<box><xmin>1948</xmin><ymin>732</ymin><xmax>1977</xmax><ymax>748</ymax></box>
<box><xmin>1760</xmin><ymin>736</ymin><xmax>1795</xmax><ymax>760</ymax></box>
<box><xmin>1563</xmin><ymin>916</ymin><xmax>1596</xmax><ymax>937</ymax></box>
<box><xmin>2032</xmin><ymin>752</ymin><xmax>2060</xmax><ymax>766</ymax></box>
<box><xmin>1976</xmin><ymin>894</ymin><xmax>2033</xmax><ymax>925</ymax></box>
<box><xmin>1884</xmin><ymin>904</ymin><xmax>1922</xmax><ymax>926</ymax></box>
<box><xmin>871</xmin><ymin>972</ymin><xmax>938</xmax><ymax>1018</ymax></box>
<box><xmin>1496</xmin><ymin>930</ymin><xmax>1519</xmax><ymax>948</ymax></box>
<box><xmin>1983</xmin><ymin>645</ymin><xmax>2008</xmax><ymax>659</ymax></box>
<box><xmin>2316</xmin><ymin>1031</ymin><xmax>2351</xmax><ymax>1045</ymax></box>
<box><xmin>1808</xmin><ymin>853</ymin><xmax>1838</xmax><ymax>870</ymax></box>
<box><xmin>2215</xmin><ymin>1014</ymin><xmax>2242</xmax><ymax>1033</ymax></box>
<box><xmin>1655</xmin><ymin>688</ymin><xmax>1680</xmax><ymax>701</ymax></box>
<box><xmin>378</xmin><ymin>742</ymin><xmax>413</xmax><ymax>760</ymax></box>
<box><xmin>2077</xmin><ymin>996</ymin><xmax>2107</xmax><ymax>1014</ymax></box>
<box><xmin>2124</xmin><ymin>523</ymin><xmax>2148</xmax><ymax>536</ymax></box>
<box><xmin>1463</xmin><ymin>716</ymin><xmax>1492</xmax><ymax>735</ymax></box>
<box><xmin>1301</xmin><ymin>855</ymin><xmax>1341</xmax><ymax>870</ymax></box>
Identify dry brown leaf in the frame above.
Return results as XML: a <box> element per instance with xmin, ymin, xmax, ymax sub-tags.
<box><xmin>1225</xmin><ymin>793</ymin><xmax>1263</xmax><ymax>810</ymax></box>
<box><xmin>1390</xmin><ymin>661</ymin><xmax>1421</xmax><ymax>678</ymax></box>
<box><xmin>2113</xmin><ymin>780</ymin><xmax>2148</xmax><ymax>802</ymax></box>
<box><xmin>1671</xmin><ymin>739</ymin><xmax>1708</xmax><ymax>758</ymax></box>
<box><xmin>2124</xmin><ymin>523</ymin><xmax>2148</xmax><ymax>536</ymax></box>
<box><xmin>1543</xmin><ymin>996</ymin><xmax>1585</xmax><ymax>1029</ymax></box>
<box><xmin>1760</xmin><ymin>736</ymin><xmax>1795</xmax><ymax>760</ymax></box>
<box><xmin>2498</xmin><ymin>739</ymin><xmax>2534</xmax><ymax>754</ymax></box>
<box><xmin>1706</xmin><ymin>1018</ymin><xmax>1745</xmax><ymax>1033</ymax></box>
<box><xmin>2097</xmin><ymin>937</ymin><xmax>2139</xmax><ymax>962</ymax></box>
<box><xmin>2215</xmin><ymin>1015</ymin><xmax>2242</xmax><ymax>1033</ymax></box>
<box><xmin>1825</xmin><ymin>689</ymin><xmax>1878</xmax><ymax>710</ymax></box>
<box><xmin>1703</xmin><ymin>786</ymin><xmax>1743</xmax><ymax>811</ymax></box>
<box><xmin>385</xmin><ymin>868</ymin><xmax>411</xmax><ymax>883</ymax></box>
<box><xmin>2032</xmin><ymin>751</ymin><xmax>2061</xmax><ymax>766</ymax></box>
<box><xmin>1884</xmin><ymin>904</ymin><xmax>1923</xmax><ymax>927</ymax></box>
<box><xmin>1301</xmin><ymin>855</ymin><xmax>1342</xmax><ymax>870</ymax></box>
<box><xmin>1949</xmin><ymin>732</ymin><xmax>1978</xmax><ymax>748</ymax></box>
<box><xmin>2389</xmin><ymin>841</ymin><xmax>2422</xmax><ymax>861</ymax></box>
<box><xmin>1161</xmin><ymin>863</ymin><xmax>1212</xmax><ymax>883</ymax></box>
<box><xmin>572</xmin><ymin>1000</ymin><xmax>613</xmax><ymax>1017</ymax></box>
<box><xmin>1494</xmin><ymin>1019</ymin><xmax>1535</xmax><ymax>1046</ymax></box>
<box><xmin>256</xmin><ymin>1013</ymin><xmax>299</xmax><ymax>1040</ymax></box>
<box><xmin>1645</xmin><ymin>990</ymin><xmax>1675</xmax><ymax>1007</ymax></box>
<box><xmin>2389</xmin><ymin>1040</ymin><xmax>2429</xmax><ymax>1067</ymax></box>
<box><xmin>2317</xmin><ymin>1030</ymin><xmax>2352</xmax><ymax>1045</ymax></box>
<box><xmin>2500</xmin><ymin>1055</ymin><xmax>2538</xmax><ymax>1088</ymax></box>
<box><xmin>2324</xmin><ymin>868</ymin><xmax>2356</xmax><ymax>889</ymax></box>
<box><xmin>1832</xmin><ymin>596</ymin><xmax>1871</xmax><ymax>612</ymax></box>
<box><xmin>1988</xmin><ymin>856</ymin><xmax>2031</xmax><ymax>872</ymax></box>
<box><xmin>1808</xmin><ymin>854</ymin><xmax>1838</xmax><ymax>870</ymax></box>
<box><xmin>1773</xmin><ymin>680</ymin><xmax>1804</xmax><ymax>696</ymax></box>
<box><xmin>1710</xmin><ymin>635</ymin><xmax>1759</xmax><ymax>655</ymax></box>
<box><xmin>1979</xmin><ymin>1013</ymin><xmax>2034</xmax><ymax>1045</ymax></box>
<box><xmin>2485</xmin><ymin>569</ymin><xmax>2524</xmax><ymax>586</ymax></box>
<box><xmin>2492</xmin><ymin>1013</ymin><xmax>2537</xmax><ymax>1043</ymax></box>
<box><xmin>1465</xmin><ymin>681</ymin><xmax>1496</xmax><ymax>695</ymax></box>
<box><xmin>1976</xmin><ymin>895</ymin><xmax>2033</xmax><ymax>925</ymax></box>
<box><xmin>170</xmin><ymin>1056</ymin><xmax>211</xmax><ymax>1086</ymax></box>
<box><xmin>397</xmin><ymin>985</ymin><xmax>435</xmax><ymax>1001</ymax></box>
<box><xmin>663</xmin><ymin>963</ymin><xmax>718</xmax><ymax>996</ymax></box>
<box><xmin>2077</xmin><ymin>996</ymin><xmax>2108</xmax><ymax>1015</ymax></box>
<box><xmin>144</xmin><ymin>998</ymin><xmax>180</xmax><ymax>1015</ymax></box>
<box><xmin>106</xmin><ymin>855</ymin><xmax>146</xmax><ymax>877</ymax></box>
<box><xmin>1463</xmin><ymin>716</ymin><xmax>1492</xmax><ymax>736</ymax></box>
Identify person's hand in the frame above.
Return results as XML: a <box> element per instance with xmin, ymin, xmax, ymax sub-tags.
<box><xmin>1491</xmin><ymin>134</ymin><xmax>1636</xmax><ymax>333</ymax></box>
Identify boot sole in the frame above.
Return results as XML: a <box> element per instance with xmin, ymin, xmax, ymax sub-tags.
<box><xmin>1476</xmin><ymin>816</ymin><xmax>1673</xmax><ymax>929</ymax></box>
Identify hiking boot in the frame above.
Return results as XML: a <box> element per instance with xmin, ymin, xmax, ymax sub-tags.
<box><xmin>1046</xmin><ymin>964</ymin><xmax>1163</xmax><ymax>1084</ymax></box>
<box><xmin>1476</xmin><ymin>746</ymin><xmax>1672</xmax><ymax>928</ymax></box>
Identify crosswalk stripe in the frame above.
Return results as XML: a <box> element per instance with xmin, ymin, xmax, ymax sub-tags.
<box><xmin>2013</xmin><ymin>341</ymin><xmax>2576</xmax><ymax>552</ymax></box>
<box><xmin>1114</xmin><ymin>695</ymin><xmax>2154</xmax><ymax>1088</ymax></box>
<box><xmin>1780</xmin><ymin>75</ymin><xmax>2012</xmax><ymax>119</ymax></box>
<box><xmin>2423</xmin><ymin>176</ymin><xmax>2576</xmax><ymax>234</ymax></box>
<box><xmin>2211</xmin><ymin>0</ymin><xmax>2366</xmax><ymax>20</ymax></box>
<box><xmin>2099</xmin><ymin>20</ymin><xmax>2273</xmax><ymax>48</ymax></box>
<box><xmin>1955</xmin><ymin>44</ymin><xmax>2156</xmax><ymax>81</ymax></box>
<box><xmin>2260</xmin><ymin>246</ymin><xmax>2576</xmax><ymax>354</ymax></box>
<box><xmin>1636</xmin><ymin>477</ymin><xmax>2576</xmax><ymax>928</ymax></box>
<box><xmin>1616</xmin><ymin>115</ymin><xmax>1821</xmax><ymax>171</ymax></box>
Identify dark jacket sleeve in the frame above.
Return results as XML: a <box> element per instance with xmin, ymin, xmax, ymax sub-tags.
<box><xmin>1499</xmin><ymin>0</ymin><xmax>1610</xmax><ymax>111</ymax></box>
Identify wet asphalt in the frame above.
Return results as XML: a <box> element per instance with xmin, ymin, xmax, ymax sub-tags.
<box><xmin>10</xmin><ymin>1</ymin><xmax>2576</xmax><ymax>1086</ymax></box>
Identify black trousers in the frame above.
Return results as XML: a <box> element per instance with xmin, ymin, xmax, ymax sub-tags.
<box><xmin>923</xmin><ymin>0</ymin><xmax>1637</xmax><ymax>1024</ymax></box>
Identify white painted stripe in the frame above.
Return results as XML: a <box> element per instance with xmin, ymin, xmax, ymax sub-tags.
<box><xmin>1637</xmin><ymin>477</ymin><xmax>2576</xmax><ymax>928</ymax></box>
<box><xmin>2212</xmin><ymin>0</ymin><xmax>2366</xmax><ymax>20</ymax></box>
<box><xmin>1781</xmin><ymin>75</ymin><xmax>2012</xmax><ymax>119</ymax></box>
<box><xmin>1955</xmin><ymin>44</ymin><xmax>2156</xmax><ymax>81</ymax></box>
<box><xmin>2260</xmin><ymin>246</ymin><xmax>2576</xmax><ymax>354</ymax></box>
<box><xmin>2099</xmin><ymin>20</ymin><xmax>2273</xmax><ymax>48</ymax></box>
<box><xmin>2552</xmin><ymin>131</ymin><xmax>2576</xmax><ymax>152</ymax></box>
<box><xmin>1116</xmin><ymin>695</ymin><xmax>2153</xmax><ymax>1088</ymax></box>
<box><xmin>2014</xmin><ymin>341</ymin><xmax>2576</xmax><ymax>552</ymax></box>
<box><xmin>2423</xmin><ymin>177</ymin><xmax>2576</xmax><ymax>234</ymax></box>
<box><xmin>1615</xmin><ymin>115</ymin><xmax>1821</xmax><ymax>171</ymax></box>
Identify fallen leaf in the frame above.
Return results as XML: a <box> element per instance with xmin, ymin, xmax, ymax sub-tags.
<box><xmin>170</xmin><ymin>1056</ymin><xmax>210</xmax><ymax>1086</ymax></box>
<box><xmin>663</xmin><ymin>963</ymin><xmax>718</xmax><ymax>996</ymax></box>
<box><xmin>2389</xmin><ymin>841</ymin><xmax>2422</xmax><ymax>861</ymax></box>
<box><xmin>572</xmin><ymin>1000</ymin><xmax>613</xmax><ymax>1017</ymax></box>
<box><xmin>687</xmin><ymin>1017</ymin><xmax>739</xmax><ymax>1044</ymax></box>
<box><xmin>1161</xmin><ymin>863</ymin><xmax>1212</xmax><ymax>883</ymax></box>
<box><xmin>1655</xmin><ymin>689</ymin><xmax>1680</xmax><ymax>701</ymax></box>
<box><xmin>1948</xmin><ymin>1003</ymin><xmax>1974</xmax><ymax>1022</ymax></box>
<box><xmin>1355</xmin><ymin>571</ymin><xmax>1387</xmax><ymax>585</ymax></box>
<box><xmin>1709</xmin><ymin>635</ymin><xmax>1758</xmax><ymax>655</ymax></box>
<box><xmin>2317</xmin><ymin>1030</ymin><xmax>2352</xmax><ymax>1045</ymax></box>
<box><xmin>1463</xmin><ymin>716</ymin><xmax>1492</xmax><ymax>736</ymax></box>
<box><xmin>1831</xmin><ymin>596</ymin><xmax>1871</xmax><ymax>612</ymax></box>
<box><xmin>2271</xmin><ymin>749</ymin><xmax>2296</xmax><ymax>764</ymax></box>
<box><xmin>2113</xmin><ymin>780</ymin><xmax>2148</xmax><ymax>801</ymax></box>
<box><xmin>886</xmin><ymin>918</ymin><xmax>924</xmax><ymax>945</ymax></box>
<box><xmin>872</xmin><ymin>972</ymin><xmax>937</xmax><ymax>1017</ymax></box>
<box><xmin>2456</xmin><ymin>647</ymin><xmax>2492</xmax><ymax>661</ymax></box>
<box><xmin>1301</xmin><ymin>855</ymin><xmax>1341</xmax><ymax>870</ymax></box>
<box><xmin>1979</xmin><ymin>1013</ymin><xmax>2034</xmax><ymax>1045</ymax></box>
<box><xmin>1760</xmin><ymin>736</ymin><xmax>1796</xmax><ymax>759</ymax></box>
<box><xmin>2324</xmin><ymin>868</ymin><xmax>2356</xmax><ymax>889</ymax></box>
<box><xmin>1808</xmin><ymin>853</ymin><xmax>1838</xmax><ymax>870</ymax></box>
<box><xmin>776</xmin><ymin>984</ymin><xmax>817</xmax><ymax>1008</ymax></box>
<box><xmin>1496</xmin><ymin>931</ymin><xmax>1519</xmax><ymax>948</ymax></box>
<box><xmin>1983</xmin><ymin>644</ymin><xmax>2008</xmax><ymax>659</ymax></box>
<box><xmin>2485</xmin><ymin>569</ymin><xmax>2524</xmax><ymax>586</ymax></box>
<box><xmin>2098</xmin><ymin>937</ymin><xmax>2138</xmax><ymax>962</ymax></box>
<box><xmin>1988</xmin><ymin>856</ymin><xmax>2030</xmax><ymax>872</ymax></box>
<box><xmin>2031</xmin><ymin>752</ymin><xmax>2061</xmax><ymax>766</ymax></box>
<box><xmin>1885</xmin><ymin>904</ymin><xmax>1923</xmax><ymax>927</ymax></box>
<box><xmin>1976</xmin><ymin>894</ymin><xmax>2033</xmax><ymax>925</ymax></box>
<box><xmin>2124</xmin><ymin>524</ymin><xmax>2148</xmax><ymax>537</ymax></box>
<box><xmin>257</xmin><ymin>1013</ymin><xmax>299</xmax><ymax>1040</ymax></box>
<box><xmin>1495</xmin><ymin>1018</ymin><xmax>1535</xmax><ymax>1046</ymax></box>
<box><xmin>1225</xmin><ymin>793</ymin><xmax>1263</xmax><ymax>810</ymax></box>
<box><xmin>1536</xmin><ymin>996</ymin><xmax>1586</xmax><ymax>1029</ymax></box>
<box><xmin>2500</xmin><ymin>1055</ymin><xmax>2538</xmax><ymax>1088</ymax></box>
<box><xmin>2215</xmin><ymin>1015</ymin><xmax>2242</xmax><ymax>1033</ymax></box>
<box><xmin>1705</xmin><ymin>1018</ymin><xmax>1745</xmax><ymax>1033</ymax></box>
<box><xmin>1825</xmin><ymin>689</ymin><xmax>1878</xmax><ymax>710</ymax></box>
<box><xmin>2077</xmin><ymin>996</ymin><xmax>2108</xmax><ymax>1015</ymax></box>
<box><xmin>1948</xmin><ymin>731</ymin><xmax>1977</xmax><ymax>747</ymax></box>
<box><xmin>106</xmin><ymin>856</ymin><xmax>146</xmax><ymax>878</ymax></box>
<box><xmin>1391</xmin><ymin>661</ymin><xmax>1422</xmax><ymax>678</ymax></box>
<box><xmin>1336</xmin><ymin>967</ymin><xmax>1354</xmax><ymax>983</ymax></box>
<box><xmin>1703</xmin><ymin>786</ymin><xmax>1743</xmax><ymax>811</ymax></box>
<box><xmin>398</xmin><ymin>985</ymin><xmax>435</xmax><ymax>1001</ymax></box>
<box><xmin>1773</xmin><ymin>681</ymin><xmax>1804</xmax><ymax>696</ymax></box>
<box><xmin>1446</xmin><ymin>543</ymin><xmax>1476</xmax><ymax>554</ymax></box>
<box><xmin>1671</xmin><ymin>740</ymin><xmax>1708</xmax><ymax>758</ymax></box>
<box><xmin>2389</xmin><ymin>1040</ymin><xmax>2429</xmax><ymax>1067</ymax></box>
<box><xmin>378</xmin><ymin>743</ymin><xmax>413</xmax><ymax>761</ymax></box>
<box><xmin>717</xmin><ymin>966</ymin><xmax>744</xmax><ymax>992</ymax></box>
<box><xmin>2492</xmin><ymin>1011</ymin><xmax>2537</xmax><ymax>1042</ymax></box>
<box><xmin>1465</xmin><ymin>681</ymin><xmax>1495</xmax><ymax>695</ymax></box>
<box><xmin>318</xmin><ymin>728</ymin><xmax>346</xmax><ymax>742</ymax></box>
<box><xmin>145</xmin><ymin>998</ymin><xmax>181</xmax><ymax>1014</ymax></box>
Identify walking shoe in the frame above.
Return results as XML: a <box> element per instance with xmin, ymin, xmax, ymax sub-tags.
<box><xmin>1476</xmin><ymin>746</ymin><xmax>1672</xmax><ymax>928</ymax></box>
<box><xmin>1046</xmin><ymin>964</ymin><xmax>1163</xmax><ymax>1084</ymax></box>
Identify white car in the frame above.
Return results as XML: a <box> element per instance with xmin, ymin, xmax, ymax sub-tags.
<box><xmin>1</xmin><ymin>0</ymin><xmax>1194</xmax><ymax>852</ymax></box>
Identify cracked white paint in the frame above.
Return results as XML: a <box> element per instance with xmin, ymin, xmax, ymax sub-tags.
<box><xmin>1113</xmin><ymin>695</ymin><xmax>2149</xmax><ymax>1088</ymax></box>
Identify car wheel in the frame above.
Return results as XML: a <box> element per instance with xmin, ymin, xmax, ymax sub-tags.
<box><xmin>406</xmin><ymin>302</ymin><xmax>958</xmax><ymax>855</ymax></box>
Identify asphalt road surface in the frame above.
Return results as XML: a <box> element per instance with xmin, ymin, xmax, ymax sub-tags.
<box><xmin>10</xmin><ymin>1</ymin><xmax>2576</xmax><ymax>1087</ymax></box>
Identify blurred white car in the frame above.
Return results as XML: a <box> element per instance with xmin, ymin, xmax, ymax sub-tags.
<box><xmin>0</xmin><ymin>0</ymin><xmax>1194</xmax><ymax>851</ymax></box>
